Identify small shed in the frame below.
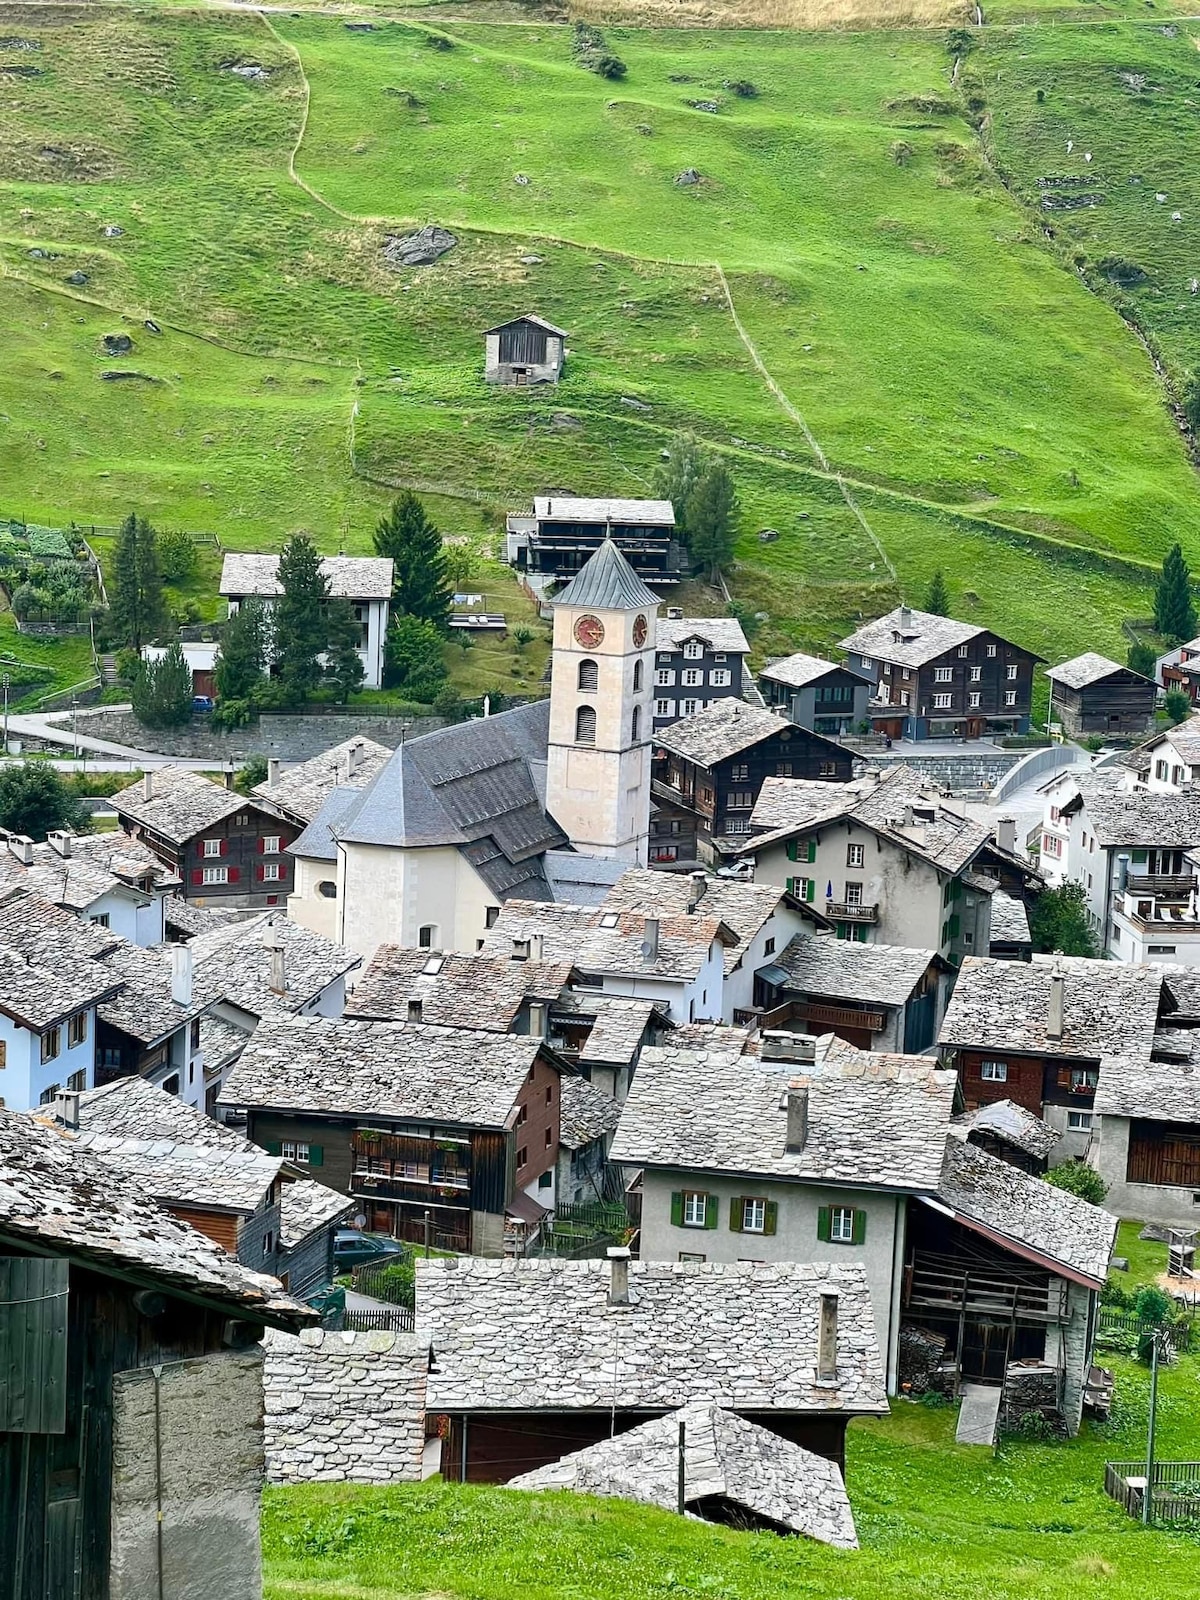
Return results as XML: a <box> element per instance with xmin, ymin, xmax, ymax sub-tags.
<box><xmin>484</xmin><ymin>314</ymin><xmax>567</xmax><ymax>386</ymax></box>
<box><xmin>1046</xmin><ymin>653</ymin><xmax>1156</xmax><ymax>738</ymax></box>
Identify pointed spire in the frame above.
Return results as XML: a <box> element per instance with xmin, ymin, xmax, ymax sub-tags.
<box><xmin>555</xmin><ymin>539</ymin><xmax>660</xmax><ymax>611</ymax></box>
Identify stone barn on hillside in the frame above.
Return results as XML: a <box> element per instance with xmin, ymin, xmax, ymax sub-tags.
<box><xmin>484</xmin><ymin>314</ymin><xmax>567</xmax><ymax>386</ymax></box>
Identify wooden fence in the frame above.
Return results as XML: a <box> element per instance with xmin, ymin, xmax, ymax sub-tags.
<box><xmin>1097</xmin><ymin>1309</ymin><xmax>1193</xmax><ymax>1356</ymax></box>
<box><xmin>342</xmin><ymin>1307</ymin><xmax>416</xmax><ymax>1334</ymax></box>
<box><xmin>1105</xmin><ymin>1459</ymin><xmax>1200</xmax><ymax>1522</ymax></box>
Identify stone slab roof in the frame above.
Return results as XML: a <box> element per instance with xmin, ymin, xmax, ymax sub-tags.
<box><xmin>1095</xmin><ymin>1054</ymin><xmax>1200</xmax><ymax>1124</ymax></box>
<box><xmin>1046</xmin><ymin>652</ymin><xmax>1147</xmax><ymax>690</ymax></box>
<box><xmin>0</xmin><ymin>943</ymin><xmax>120</xmax><ymax>1031</ymax></box>
<box><xmin>655</xmin><ymin>617</ymin><xmax>749</xmax><ymax>654</ymax></box>
<box><xmin>934</xmin><ymin>1137</ymin><xmax>1117</xmax><ymax>1287</ymax></box>
<box><xmin>199</xmin><ymin>1013</ymin><xmax>253</xmax><ymax>1073</ymax></box>
<box><xmin>553</xmin><ymin>538</ymin><xmax>662</xmax><ymax>611</ymax></box>
<box><xmin>511</xmin><ymin>1401</ymin><xmax>858</xmax><ymax>1547</ymax></box>
<box><xmin>420</xmin><ymin>1257</ymin><xmax>887</xmax><ymax>1415</ymax></box>
<box><xmin>0</xmin><ymin>830</ymin><xmax>179</xmax><ymax>910</ymax></box>
<box><xmin>112</xmin><ymin>767</ymin><xmax>247</xmax><ymax>845</ymax></box>
<box><xmin>164</xmin><ymin>901</ymin><xmax>244</xmax><ymax>940</ymax></box>
<box><xmin>544</xmin><ymin>849</ymin><xmax>628</xmax><ymax>908</ymax></box>
<box><xmin>95</xmin><ymin>939</ymin><xmax>211</xmax><ymax>1045</ymax></box>
<box><xmin>255</xmin><ymin>737</ymin><xmax>392</xmax><ymax>826</ymax></box>
<box><xmin>534</xmin><ymin>496</ymin><xmax>674</xmax><ymax>527</ymax></box>
<box><xmin>280</xmin><ymin>1178</ymin><xmax>354</xmax><ymax>1249</ymax></box>
<box><xmin>839</xmin><ymin>607</ymin><xmax>985</xmax><ymax>669</ymax></box>
<box><xmin>346</xmin><ymin>946</ymin><xmax>571</xmax><ymax>1030</ymax></box>
<box><xmin>938</xmin><ymin>955</ymin><xmax>1163</xmax><ymax>1061</ymax></box>
<box><xmin>558</xmin><ymin>1074</ymin><xmax>622</xmax><ymax>1151</ymax></box>
<box><xmin>221</xmin><ymin>1016</ymin><xmax>544</xmax><ymax>1130</ymax></box>
<box><xmin>1</xmin><ymin>1110</ymin><xmax>308</xmax><ymax>1327</ymax></box>
<box><xmin>189</xmin><ymin>911</ymin><xmax>360</xmax><ymax>1020</ymax></box>
<box><xmin>765</xmin><ymin>934</ymin><xmax>937</xmax><ymax>1009</ymax></box>
<box><xmin>749</xmin><ymin>777</ymin><xmax>869</xmax><ymax>836</ymax></box>
<box><xmin>655</xmin><ymin>699</ymin><xmax>827</xmax><ymax>768</ymax></box>
<box><xmin>1065</xmin><ymin>786</ymin><xmax>1200</xmax><ymax>849</ymax></box>
<box><xmin>611</xmin><ymin>1039</ymin><xmax>956</xmax><ymax>1190</ymax></box>
<box><xmin>760</xmin><ymin>652</ymin><xmax>870</xmax><ymax>690</ymax></box>
<box><xmin>220</xmin><ymin>552</ymin><xmax>394</xmax><ymax>601</ymax></box>
<box><xmin>551</xmin><ymin>994</ymin><xmax>665</xmax><ymax>1068</ymax></box>
<box><xmin>952</xmin><ymin>1098</ymin><xmax>1059</xmax><ymax>1160</ymax></box>
<box><xmin>480</xmin><ymin>898</ymin><xmax>734</xmax><ymax>984</ymax></box>
<box><xmin>288</xmin><ymin>786</ymin><xmax>360</xmax><ymax>864</ymax></box>
<box><xmin>601</xmin><ymin>869</ymin><xmax>788</xmax><ymax>976</ymax></box>
<box><xmin>485</xmin><ymin>313</ymin><xmax>568</xmax><ymax>337</ymax></box>
<box><xmin>989</xmin><ymin>890</ymin><xmax>1031</xmax><ymax>946</ymax></box>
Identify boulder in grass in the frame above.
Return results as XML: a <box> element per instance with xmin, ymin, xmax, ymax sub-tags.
<box><xmin>674</xmin><ymin>168</ymin><xmax>702</xmax><ymax>186</ymax></box>
<box><xmin>382</xmin><ymin>226</ymin><xmax>458</xmax><ymax>268</ymax></box>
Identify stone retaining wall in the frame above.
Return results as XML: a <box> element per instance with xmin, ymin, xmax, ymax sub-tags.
<box><xmin>68</xmin><ymin>710</ymin><xmax>440</xmax><ymax>760</ymax></box>
<box><xmin>263</xmin><ymin>1327</ymin><xmax>427</xmax><ymax>1484</ymax></box>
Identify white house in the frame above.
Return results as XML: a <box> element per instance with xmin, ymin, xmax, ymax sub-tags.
<box><xmin>0</xmin><ymin>828</ymin><xmax>179</xmax><ymax>946</ymax></box>
<box><xmin>219</xmin><ymin>553</ymin><xmax>394</xmax><ymax>690</ymax></box>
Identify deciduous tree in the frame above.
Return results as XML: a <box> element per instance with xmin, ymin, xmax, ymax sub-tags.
<box><xmin>0</xmin><ymin>764</ymin><xmax>86</xmax><ymax>840</ymax></box>
<box><xmin>386</xmin><ymin>614</ymin><xmax>448</xmax><ymax>700</ymax></box>
<box><xmin>1028</xmin><ymin>881</ymin><xmax>1097</xmax><ymax>959</ymax></box>
<box><xmin>1045</xmin><ymin>1161</ymin><xmax>1107</xmax><ymax>1206</ymax></box>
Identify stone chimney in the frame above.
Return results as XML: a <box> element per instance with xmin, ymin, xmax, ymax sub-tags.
<box><xmin>1047</xmin><ymin>968</ymin><xmax>1065</xmax><ymax>1043</ymax></box>
<box><xmin>686</xmin><ymin>871</ymin><xmax>707</xmax><ymax>914</ymax></box>
<box><xmin>53</xmin><ymin>1090</ymin><xmax>81</xmax><ymax>1131</ymax></box>
<box><xmin>142</xmin><ymin>770</ymin><xmax>154</xmax><ymax>802</ymax></box>
<box><xmin>607</xmin><ymin>1245</ymin><xmax>632</xmax><ymax>1307</ymax></box>
<box><xmin>528</xmin><ymin>1001</ymin><xmax>547</xmax><ymax>1037</ymax></box>
<box><xmin>8</xmin><ymin>835</ymin><xmax>33</xmax><ymax>867</ymax></box>
<box><xmin>47</xmin><ymin>830</ymin><xmax>72</xmax><ymax>859</ymax></box>
<box><xmin>348</xmin><ymin>739</ymin><xmax>364</xmax><ymax>774</ymax></box>
<box><xmin>817</xmin><ymin>1293</ymin><xmax>839</xmax><ymax>1382</ymax></box>
<box><xmin>267</xmin><ymin>758</ymin><xmax>281</xmax><ymax>787</ymax></box>
<box><xmin>223</xmin><ymin>763</ymin><xmax>236</xmax><ymax>790</ymax></box>
<box><xmin>785</xmin><ymin>1081</ymin><xmax>809</xmax><ymax>1153</ymax></box>
<box><xmin>642</xmin><ymin>917</ymin><xmax>660</xmax><ymax>962</ymax></box>
<box><xmin>170</xmin><ymin>944</ymin><xmax>193</xmax><ymax>1008</ymax></box>
<box><xmin>996</xmin><ymin>816</ymin><xmax>1017</xmax><ymax>855</ymax></box>
<box><xmin>266</xmin><ymin>928</ymin><xmax>286</xmax><ymax>994</ymax></box>
<box><xmin>761</xmin><ymin>1030</ymin><xmax>817</xmax><ymax>1065</ymax></box>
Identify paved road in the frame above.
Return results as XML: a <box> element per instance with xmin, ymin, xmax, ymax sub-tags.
<box><xmin>5</xmin><ymin>709</ymin><xmax>230</xmax><ymax>770</ymax></box>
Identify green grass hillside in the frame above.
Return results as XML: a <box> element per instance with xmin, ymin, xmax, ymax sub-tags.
<box><xmin>263</xmin><ymin>1347</ymin><xmax>1200</xmax><ymax>1600</ymax></box>
<box><xmin>0</xmin><ymin>6</ymin><xmax>1198</xmax><ymax>671</ymax></box>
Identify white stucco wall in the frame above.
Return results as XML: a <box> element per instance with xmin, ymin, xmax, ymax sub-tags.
<box><xmin>0</xmin><ymin>1008</ymin><xmax>96</xmax><ymax>1111</ymax></box>
<box><xmin>288</xmin><ymin>855</ymin><xmax>342</xmax><ymax>943</ymax></box>
<box><xmin>337</xmin><ymin>841</ymin><xmax>499</xmax><ymax>961</ymax></box>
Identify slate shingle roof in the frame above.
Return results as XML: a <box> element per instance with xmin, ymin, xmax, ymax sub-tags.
<box><xmin>511</xmin><ymin>1402</ymin><xmax>858</xmax><ymax>1548</ymax></box>
<box><xmin>839</xmin><ymin>607</ymin><xmax>986</xmax><ymax>669</ymax></box>
<box><xmin>764</xmin><ymin>934</ymin><xmax>938</xmax><ymax>1009</ymax></box>
<box><xmin>419</xmin><ymin>1257</ymin><xmax>887</xmax><ymax>1415</ymax></box>
<box><xmin>288</xmin><ymin>787</ymin><xmax>360</xmax><ymax>864</ymax></box>
<box><xmin>485</xmin><ymin>313</ymin><xmax>568</xmax><ymax>337</ymax></box>
<box><xmin>610</xmin><ymin>1039</ymin><xmax>957</xmax><ymax>1190</ymax></box>
<box><xmin>937</xmin><ymin>955</ymin><xmax>1163</xmax><ymax>1061</ymax></box>
<box><xmin>346</xmin><ymin>947</ymin><xmax>572</xmax><ymax>1029</ymax></box>
<box><xmin>600</xmin><ymin>869</ymin><xmax>788</xmax><ymax>976</ymax></box>
<box><xmin>760</xmin><ymin>652</ymin><xmax>870</xmax><ymax>690</ymax></box>
<box><xmin>989</xmin><ymin>890</ymin><xmax>1031</xmax><ymax>947</ymax></box>
<box><xmin>0</xmin><ymin>831</ymin><xmax>179</xmax><ymax>910</ymax></box>
<box><xmin>221</xmin><ymin>1017</ymin><xmax>544</xmax><ymax>1129</ymax></box>
<box><xmin>1094</xmin><ymin>1054</ymin><xmax>1200</xmax><ymax>1123</ymax></box>
<box><xmin>254</xmin><ymin>737</ymin><xmax>392</xmax><ymax>826</ymax></box>
<box><xmin>1046</xmin><ymin>652</ymin><xmax>1149</xmax><ymax>690</ymax></box>
<box><xmin>552</xmin><ymin>994</ymin><xmax>666</xmax><ymax>1068</ymax></box>
<box><xmin>953</xmin><ymin>1098</ymin><xmax>1059</xmax><ymax>1160</ymax></box>
<box><xmin>1065</xmin><ymin>786</ymin><xmax>1200</xmax><ymax>849</ymax></box>
<box><xmin>188</xmin><ymin>911</ymin><xmax>360</xmax><ymax>1020</ymax></box>
<box><xmin>95</xmin><ymin>939</ymin><xmax>211</xmax><ymax>1045</ymax></box>
<box><xmin>553</xmin><ymin>538</ymin><xmax>662</xmax><ymax>611</ymax></box>
<box><xmin>0</xmin><ymin>1110</ymin><xmax>308</xmax><ymax>1326</ymax></box>
<box><xmin>535</xmin><ymin>496</ymin><xmax>675</xmax><ymax>527</ymax></box>
<box><xmin>558</xmin><ymin>1074</ymin><xmax>622</xmax><ymax>1151</ymax></box>
<box><xmin>111</xmin><ymin>767</ymin><xmax>248</xmax><ymax>845</ymax></box>
<box><xmin>220</xmin><ymin>552</ymin><xmax>394</xmax><ymax>601</ymax></box>
<box><xmin>748</xmin><ymin>777</ymin><xmax>869</xmax><ymax>837</ymax></box>
<box><xmin>655</xmin><ymin>617</ymin><xmax>749</xmax><ymax>654</ymax></box>
<box><xmin>280</xmin><ymin>1178</ymin><xmax>354</xmax><ymax>1249</ymax></box>
<box><xmin>480</xmin><ymin>898</ymin><xmax>734</xmax><ymax>984</ymax></box>
<box><xmin>934</xmin><ymin>1136</ymin><xmax>1116</xmax><ymax>1287</ymax></box>
<box><xmin>655</xmin><ymin>699</ymin><xmax>829</xmax><ymax>768</ymax></box>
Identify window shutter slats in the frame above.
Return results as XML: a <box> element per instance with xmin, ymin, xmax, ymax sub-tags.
<box><xmin>786</xmin><ymin>840</ymin><xmax>798</xmax><ymax>862</ymax></box>
<box><xmin>264</xmin><ymin>1141</ymin><xmax>282</xmax><ymax>1156</ymax></box>
<box><xmin>816</xmin><ymin>1205</ymin><xmax>832</xmax><ymax>1242</ymax></box>
<box><xmin>307</xmin><ymin>1145</ymin><xmax>323</xmax><ymax>1168</ymax></box>
<box><xmin>704</xmin><ymin>1194</ymin><xmax>718</xmax><ymax>1230</ymax></box>
<box><xmin>852</xmin><ymin>1208</ymin><xmax>867</xmax><ymax>1245</ymax></box>
<box><xmin>806</xmin><ymin>879</ymin><xmax>815</xmax><ymax>903</ymax></box>
<box><xmin>763</xmin><ymin>1201</ymin><xmax>778</xmax><ymax>1237</ymax></box>
<box><xmin>670</xmin><ymin>1190</ymin><xmax>683</xmax><ymax>1227</ymax></box>
<box><xmin>806</xmin><ymin>838</ymin><xmax>817</xmax><ymax>863</ymax></box>
<box><xmin>729</xmin><ymin>1197</ymin><xmax>744</xmax><ymax>1233</ymax></box>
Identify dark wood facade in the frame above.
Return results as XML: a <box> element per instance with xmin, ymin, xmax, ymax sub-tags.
<box><xmin>439</xmin><ymin>1407</ymin><xmax>852</xmax><ymax>1484</ymax></box>
<box><xmin>522</xmin><ymin>518</ymin><xmax>683</xmax><ymax>586</ymax></box>
<box><xmin>861</xmin><ymin>631</ymin><xmax>1040</xmax><ymax>741</ymax></box>
<box><xmin>952</xmin><ymin>1047</ymin><xmax>1098</xmax><ymax>1118</ymax></box>
<box><xmin>1050</xmin><ymin>670</ymin><xmax>1156</xmax><ymax>739</ymax></box>
<box><xmin>1126</xmin><ymin>1118</ymin><xmax>1200</xmax><ymax>1189</ymax></box>
<box><xmin>652</xmin><ymin>725</ymin><xmax>853</xmax><ymax>858</ymax></box>
<box><xmin>120</xmin><ymin>801</ymin><xmax>299</xmax><ymax>909</ymax></box>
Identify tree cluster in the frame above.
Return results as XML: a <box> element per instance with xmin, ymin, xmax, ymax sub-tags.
<box><xmin>109</xmin><ymin>512</ymin><xmax>167</xmax><ymax>650</ymax></box>
<box><xmin>654</xmin><ymin>436</ymin><xmax>741</xmax><ymax>582</ymax></box>
<box><xmin>0</xmin><ymin>764</ymin><xmax>87</xmax><ymax>841</ymax></box>
<box><xmin>1028</xmin><ymin>881</ymin><xmax>1098</xmax><ymax>959</ymax></box>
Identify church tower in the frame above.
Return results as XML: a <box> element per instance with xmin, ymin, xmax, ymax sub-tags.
<box><xmin>546</xmin><ymin>540</ymin><xmax>659</xmax><ymax>864</ymax></box>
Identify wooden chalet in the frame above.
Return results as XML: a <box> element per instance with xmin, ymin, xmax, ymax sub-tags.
<box><xmin>484</xmin><ymin>314</ymin><xmax>566</xmax><ymax>386</ymax></box>
<box><xmin>1046</xmin><ymin>653</ymin><xmax>1156</xmax><ymax>739</ymax></box>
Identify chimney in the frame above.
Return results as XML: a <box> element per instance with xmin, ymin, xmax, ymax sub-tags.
<box><xmin>642</xmin><ymin>917</ymin><xmax>660</xmax><ymax>962</ymax></box>
<box><xmin>47</xmin><ymin>830</ymin><xmax>72</xmax><ymax>859</ymax></box>
<box><xmin>267</xmin><ymin>758</ymin><xmax>281</xmax><ymax>787</ymax></box>
<box><xmin>528</xmin><ymin>1000</ymin><xmax>547</xmax><ymax>1037</ymax></box>
<box><xmin>407</xmin><ymin>999</ymin><xmax>423</xmax><ymax>1023</ymax></box>
<box><xmin>143</xmin><ymin>769</ymin><xmax>154</xmax><ymax>802</ymax></box>
<box><xmin>1047</xmin><ymin>968</ymin><xmax>1065</xmax><ymax>1043</ymax></box>
<box><xmin>512</xmin><ymin>938</ymin><xmax>531</xmax><ymax>962</ymax></box>
<box><xmin>607</xmin><ymin>1245</ymin><xmax>632</xmax><ymax>1307</ymax></box>
<box><xmin>8</xmin><ymin>835</ymin><xmax>33</xmax><ymax>867</ymax></box>
<box><xmin>349</xmin><ymin>740</ymin><xmax>364</xmax><ymax>774</ymax></box>
<box><xmin>687</xmin><ymin>870</ymin><xmax>707</xmax><ymax>913</ymax></box>
<box><xmin>786</xmin><ymin>1082</ymin><xmax>809</xmax><ymax>1153</ymax></box>
<box><xmin>996</xmin><ymin>816</ymin><xmax>1016</xmax><ymax>855</ymax></box>
<box><xmin>265</xmin><ymin>927</ymin><xmax>286</xmax><ymax>994</ymax></box>
<box><xmin>761</xmin><ymin>1030</ymin><xmax>817</xmax><ymax>1065</ymax></box>
<box><xmin>53</xmin><ymin>1090</ymin><xmax>81</xmax><ymax>1130</ymax></box>
<box><xmin>223</xmin><ymin>763</ymin><xmax>235</xmax><ymax>790</ymax></box>
<box><xmin>532</xmin><ymin>933</ymin><xmax>544</xmax><ymax>962</ymax></box>
<box><xmin>898</xmin><ymin>604</ymin><xmax>912</xmax><ymax>629</ymax></box>
<box><xmin>667</xmin><ymin>606</ymin><xmax>684</xmax><ymax>621</ymax></box>
<box><xmin>817</xmin><ymin>1293</ymin><xmax>839</xmax><ymax>1382</ymax></box>
<box><xmin>170</xmin><ymin>944</ymin><xmax>193</xmax><ymax>1008</ymax></box>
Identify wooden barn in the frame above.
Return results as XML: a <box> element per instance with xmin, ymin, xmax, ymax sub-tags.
<box><xmin>1045</xmin><ymin>653</ymin><xmax>1156</xmax><ymax>739</ymax></box>
<box><xmin>0</xmin><ymin>1109</ymin><xmax>310</xmax><ymax>1600</ymax></box>
<box><xmin>484</xmin><ymin>315</ymin><xmax>567</xmax><ymax>386</ymax></box>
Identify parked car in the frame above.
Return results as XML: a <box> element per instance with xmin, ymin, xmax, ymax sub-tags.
<box><xmin>192</xmin><ymin>695</ymin><xmax>214</xmax><ymax>714</ymax></box>
<box><xmin>333</xmin><ymin>1228</ymin><xmax>407</xmax><ymax>1272</ymax></box>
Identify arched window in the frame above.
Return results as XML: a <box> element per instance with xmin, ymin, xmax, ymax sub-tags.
<box><xmin>633</xmin><ymin>659</ymin><xmax>643</xmax><ymax>692</ymax></box>
<box><xmin>631</xmin><ymin>706</ymin><xmax>641</xmax><ymax>742</ymax></box>
<box><xmin>418</xmin><ymin>924</ymin><xmax>438</xmax><ymax>949</ymax></box>
<box><xmin>575</xmin><ymin>705</ymin><xmax>597</xmax><ymax>746</ymax></box>
<box><xmin>578</xmin><ymin>659</ymin><xmax>598</xmax><ymax>692</ymax></box>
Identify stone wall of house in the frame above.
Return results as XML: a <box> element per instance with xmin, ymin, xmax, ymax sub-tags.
<box><xmin>263</xmin><ymin>1328</ymin><xmax>427</xmax><ymax>1484</ymax></box>
<box><xmin>65</xmin><ymin>710</ymin><xmax>440</xmax><ymax>761</ymax></box>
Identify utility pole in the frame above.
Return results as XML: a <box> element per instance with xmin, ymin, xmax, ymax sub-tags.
<box><xmin>423</xmin><ymin>1209</ymin><xmax>431</xmax><ymax>1260</ymax></box>
<box><xmin>71</xmin><ymin>694</ymin><xmax>78</xmax><ymax>759</ymax></box>
<box><xmin>677</xmin><ymin>1418</ymin><xmax>686</xmax><ymax>1516</ymax></box>
<box><xmin>1143</xmin><ymin>1328</ymin><xmax>1161</xmax><ymax>1527</ymax></box>
<box><xmin>1</xmin><ymin>673</ymin><xmax>9</xmax><ymax>756</ymax></box>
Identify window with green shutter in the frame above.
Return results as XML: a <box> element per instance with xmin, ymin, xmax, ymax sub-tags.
<box><xmin>786</xmin><ymin>839</ymin><xmax>799</xmax><ymax>862</ymax></box>
<box><xmin>671</xmin><ymin>1190</ymin><xmax>684</xmax><ymax>1227</ymax></box>
<box><xmin>763</xmin><ymin>1201</ymin><xmax>778</xmax><ymax>1236</ymax></box>
<box><xmin>817</xmin><ymin>1204</ymin><xmax>865</xmax><ymax>1246</ymax></box>
<box><xmin>729</xmin><ymin>1196</ymin><xmax>744</xmax><ymax>1233</ymax></box>
<box><xmin>806</xmin><ymin>838</ymin><xmax>817</xmax><ymax>863</ymax></box>
<box><xmin>673</xmin><ymin>1191</ymin><xmax>714</xmax><ymax>1228</ymax></box>
<box><xmin>852</xmin><ymin>1208</ymin><xmax>867</xmax><ymax>1245</ymax></box>
<box><xmin>704</xmin><ymin>1194</ymin><xmax>719</xmax><ymax>1230</ymax></box>
<box><xmin>307</xmin><ymin>1145</ymin><xmax>324</xmax><ymax>1167</ymax></box>
<box><xmin>816</xmin><ymin>1205</ymin><xmax>832</xmax><ymax>1242</ymax></box>
<box><xmin>948</xmin><ymin>912</ymin><xmax>960</xmax><ymax>939</ymax></box>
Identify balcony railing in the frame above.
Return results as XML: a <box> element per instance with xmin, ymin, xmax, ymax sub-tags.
<box><xmin>827</xmin><ymin>901</ymin><xmax>879</xmax><ymax>923</ymax></box>
<box><xmin>1126</xmin><ymin>874</ymin><xmax>1198</xmax><ymax>896</ymax></box>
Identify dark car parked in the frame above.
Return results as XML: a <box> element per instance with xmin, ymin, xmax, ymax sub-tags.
<box><xmin>333</xmin><ymin>1228</ymin><xmax>407</xmax><ymax>1272</ymax></box>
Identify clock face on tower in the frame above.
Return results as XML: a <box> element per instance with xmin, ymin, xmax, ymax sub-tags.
<box><xmin>573</xmin><ymin>614</ymin><xmax>605</xmax><ymax>649</ymax></box>
<box><xmin>632</xmin><ymin>613</ymin><xmax>648</xmax><ymax>649</ymax></box>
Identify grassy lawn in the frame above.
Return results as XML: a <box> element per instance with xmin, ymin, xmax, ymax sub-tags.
<box><xmin>264</xmin><ymin>1348</ymin><xmax>1200</xmax><ymax>1599</ymax></box>
<box><xmin>1111</xmin><ymin>1218</ymin><xmax>1169</xmax><ymax>1288</ymax></box>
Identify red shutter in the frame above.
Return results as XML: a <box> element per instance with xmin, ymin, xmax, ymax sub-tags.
<box><xmin>256</xmin><ymin>837</ymin><xmax>265</xmax><ymax>854</ymax></box>
<box><xmin>191</xmin><ymin>870</ymin><xmax>203</xmax><ymax>886</ymax></box>
<box><xmin>227</xmin><ymin>867</ymin><xmax>240</xmax><ymax>884</ymax></box>
<box><xmin>220</xmin><ymin>838</ymin><xmax>229</xmax><ymax>857</ymax></box>
<box><xmin>255</xmin><ymin>864</ymin><xmax>265</xmax><ymax>882</ymax></box>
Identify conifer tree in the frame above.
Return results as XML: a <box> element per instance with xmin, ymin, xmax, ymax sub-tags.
<box><xmin>685</xmin><ymin>461</ymin><xmax>740</xmax><ymax>582</ymax></box>
<box><xmin>215</xmin><ymin>597</ymin><xmax>268</xmax><ymax>704</ymax></box>
<box><xmin>654</xmin><ymin>434</ymin><xmax>709</xmax><ymax>541</ymax></box>
<box><xmin>108</xmin><ymin>513</ymin><xmax>167</xmax><ymax>650</ymax></box>
<box><xmin>325</xmin><ymin>597</ymin><xmax>366</xmax><ymax>702</ymax></box>
<box><xmin>1154</xmin><ymin>543</ymin><xmax>1198</xmax><ymax>645</ymax></box>
<box><xmin>372</xmin><ymin>493</ymin><xmax>452</xmax><ymax>631</ymax></box>
<box><xmin>275</xmin><ymin>535</ymin><xmax>330</xmax><ymax>703</ymax></box>
<box><xmin>131</xmin><ymin>643</ymin><xmax>192</xmax><ymax>728</ymax></box>
<box><xmin>925</xmin><ymin>569</ymin><xmax>950</xmax><ymax>616</ymax></box>
<box><xmin>134</xmin><ymin>517</ymin><xmax>167</xmax><ymax>643</ymax></box>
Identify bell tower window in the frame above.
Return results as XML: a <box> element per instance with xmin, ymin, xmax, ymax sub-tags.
<box><xmin>575</xmin><ymin>705</ymin><xmax>597</xmax><ymax>746</ymax></box>
<box><xmin>631</xmin><ymin>706</ymin><xmax>641</xmax><ymax>742</ymax></box>
<box><xmin>578</xmin><ymin>659</ymin><xmax>598</xmax><ymax>692</ymax></box>
<box><xmin>633</xmin><ymin>659</ymin><xmax>643</xmax><ymax>692</ymax></box>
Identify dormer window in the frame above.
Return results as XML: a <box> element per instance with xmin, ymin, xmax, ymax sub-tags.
<box><xmin>684</xmin><ymin>641</ymin><xmax>703</xmax><ymax>660</ymax></box>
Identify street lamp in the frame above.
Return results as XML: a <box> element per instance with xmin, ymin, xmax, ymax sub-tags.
<box><xmin>1</xmin><ymin>672</ymin><xmax>9</xmax><ymax>756</ymax></box>
<box><xmin>1143</xmin><ymin>1325</ymin><xmax>1163</xmax><ymax>1526</ymax></box>
<box><xmin>71</xmin><ymin>694</ymin><xmax>79</xmax><ymax>760</ymax></box>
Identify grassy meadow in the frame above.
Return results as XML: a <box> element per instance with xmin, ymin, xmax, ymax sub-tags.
<box><xmin>1</xmin><ymin>4</ymin><xmax>1199</xmax><ymax>686</ymax></box>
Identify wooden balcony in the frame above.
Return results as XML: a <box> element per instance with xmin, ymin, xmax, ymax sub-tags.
<box><xmin>1126</xmin><ymin>874</ymin><xmax>1198</xmax><ymax>897</ymax></box>
<box><xmin>904</xmin><ymin>1253</ymin><xmax>1068</xmax><ymax>1325</ymax></box>
<box><xmin>827</xmin><ymin>901</ymin><xmax>879</xmax><ymax>923</ymax></box>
